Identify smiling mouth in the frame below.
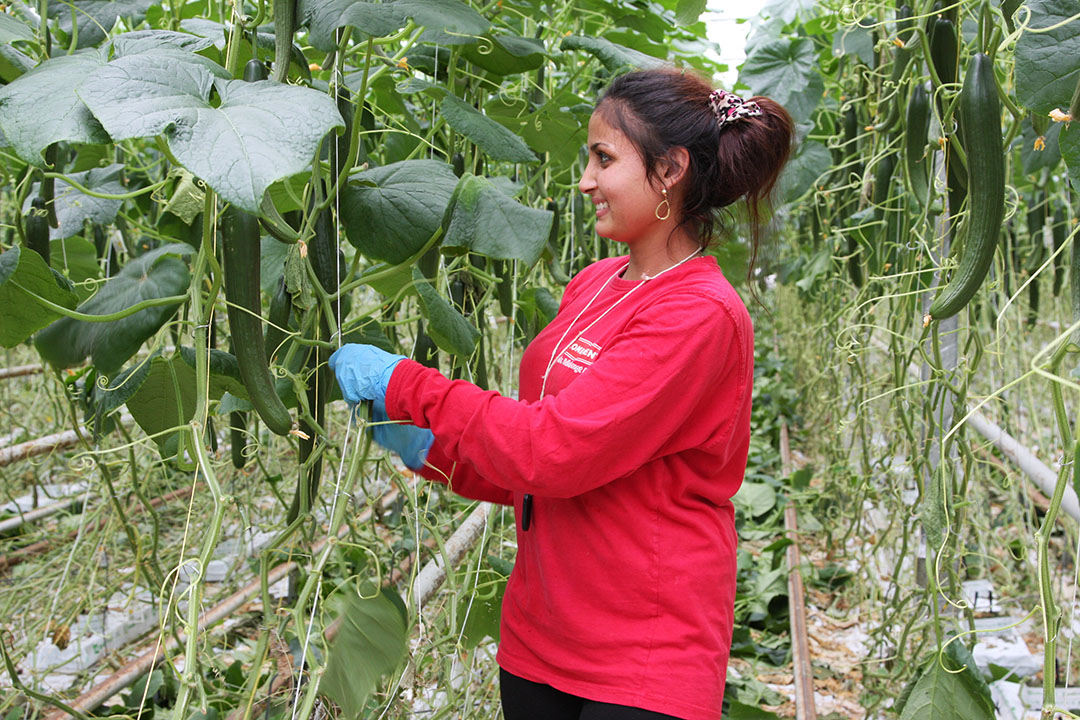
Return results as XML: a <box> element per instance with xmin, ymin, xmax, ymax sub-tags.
<box><xmin>595</xmin><ymin>201</ymin><xmax>609</xmax><ymax>215</ymax></box>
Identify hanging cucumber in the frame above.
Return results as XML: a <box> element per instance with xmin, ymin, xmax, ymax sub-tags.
<box><xmin>928</xmin><ymin>53</ymin><xmax>1004</xmax><ymax>320</ymax></box>
<box><xmin>1053</xmin><ymin>208</ymin><xmax>1067</xmax><ymax>297</ymax></box>
<box><xmin>230</xmin><ymin>409</ymin><xmax>248</xmax><ymax>469</ymax></box>
<box><xmin>1072</xmin><ymin>223</ymin><xmax>1080</xmax><ymax>346</ymax></box>
<box><xmin>545</xmin><ymin>200</ymin><xmax>570</xmax><ymax>284</ymax></box>
<box><xmin>264</xmin><ymin>274</ymin><xmax>293</xmax><ymax>362</ymax></box>
<box><xmin>452</xmin><ymin>152</ymin><xmax>465</xmax><ymax>178</ymax></box>
<box><xmin>904</xmin><ymin>83</ymin><xmax>931</xmax><ymax>208</ymax></box>
<box><xmin>223</xmin><ymin>206</ymin><xmax>294</xmax><ymax>435</ymax></box>
<box><xmin>42</xmin><ymin>143</ymin><xmax>59</xmax><ymax>228</ymax></box>
<box><xmin>244</xmin><ymin>58</ymin><xmax>267</xmax><ymax>83</ymax></box>
<box><xmin>24</xmin><ymin>197</ymin><xmax>50</xmax><ymax>264</ymax></box>
<box><xmin>414</xmin><ymin>246</ymin><xmax>441</xmax><ymax>368</ymax></box>
<box><xmin>271</xmin><ymin>0</ymin><xmax>297</xmax><ymax>83</ymax></box>
<box><xmin>874</xmin><ymin>5</ymin><xmax>917</xmax><ymax>132</ymax></box>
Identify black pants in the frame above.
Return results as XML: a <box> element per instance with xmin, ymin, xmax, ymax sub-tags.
<box><xmin>500</xmin><ymin>669</ymin><xmax>683</xmax><ymax>720</ymax></box>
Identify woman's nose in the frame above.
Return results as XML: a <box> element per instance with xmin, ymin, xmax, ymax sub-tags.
<box><xmin>579</xmin><ymin>167</ymin><xmax>596</xmax><ymax>194</ymax></box>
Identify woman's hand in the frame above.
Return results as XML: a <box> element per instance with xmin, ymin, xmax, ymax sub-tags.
<box><xmin>328</xmin><ymin>343</ymin><xmax>406</xmax><ymax>404</ymax></box>
<box><xmin>370</xmin><ymin>399</ymin><xmax>433</xmax><ymax>470</ymax></box>
<box><xmin>329</xmin><ymin>344</ymin><xmax>433</xmax><ymax>469</ymax></box>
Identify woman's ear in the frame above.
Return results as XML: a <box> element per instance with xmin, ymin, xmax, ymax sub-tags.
<box><xmin>659</xmin><ymin>146</ymin><xmax>691</xmax><ymax>188</ymax></box>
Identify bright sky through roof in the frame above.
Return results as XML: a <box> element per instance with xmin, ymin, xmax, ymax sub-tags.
<box><xmin>703</xmin><ymin>0</ymin><xmax>768</xmax><ymax>86</ymax></box>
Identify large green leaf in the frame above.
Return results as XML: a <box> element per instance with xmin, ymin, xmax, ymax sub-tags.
<box><xmin>899</xmin><ymin>644</ymin><xmax>995</xmax><ymax>720</ymax></box>
<box><xmin>0</xmin><ymin>32</ymin><xmax>219</xmax><ymax>165</ymax></box>
<box><xmin>89</xmin><ymin>354</ymin><xmax>156</xmax><ymax>436</ymax></box>
<box><xmin>177</xmin><ymin>346</ymin><xmax>249</xmax><ymax>400</ymax></box>
<box><xmin>1060</xmin><ymin>123</ymin><xmax>1080</xmax><ymax>191</ymax></box>
<box><xmin>412</xmin><ymin>268</ymin><xmax>479</xmax><ymax>357</ymax></box>
<box><xmin>1015</xmin><ymin>0</ymin><xmax>1080</xmax><ymax>115</ymax></box>
<box><xmin>0</xmin><ymin>246</ymin><xmax>80</xmax><ymax>348</ymax></box>
<box><xmin>321</xmin><ymin>588</ymin><xmax>408</xmax><ymax>719</ymax></box>
<box><xmin>125</xmin><ymin>355</ymin><xmax>196</xmax><ymax>454</ymax></box>
<box><xmin>674</xmin><ymin>0</ymin><xmax>706</xmax><ymax>26</ymax></box>
<box><xmin>484</xmin><ymin>91</ymin><xmax>589</xmax><ymax>169</ymax></box>
<box><xmin>0</xmin><ymin>13</ymin><xmax>34</xmax><ymax>44</ymax></box>
<box><xmin>440</xmin><ymin>93</ymin><xmax>537</xmax><ymax>163</ymax></box>
<box><xmin>340</xmin><ymin>160</ymin><xmax>458</xmax><ymax>265</ymax></box>
<box><xmin>48</xmin><ymin>0</ymin><xmax>161</xmax><ymax>49</ymax></box>
<box><xmin>34</xmin><ymin>243</ymin><xmax>193</xmax><ymax>375</ymax></box>
<box><xmin>739</xmin><ymin>36</ymin><xmax>824</xmax><ymax>126</ymax></box>
<box><xmin>441</xmin><ymin>174</ymin><xmax>552</xmax><ymax>265</ymax></box>
<box><xmin>781</xmin><ymin>140</ymin><xmax>831</xmax><ymax>203</ymax></box>
<box><xmin>50</xmin><ymin>237</ymin><xmax>102</xmax><ymax>298</ymax></box>
<box><xmin>301</xmin><ymin>0</ymin><xmax>489</xmax><ymax>52</ymax></box>
<box><xmin>24</xmin><ymin>164</ymin><xmax>127</xmax><ymax>240</ymax></box>
<box><xmin>831</xmin><ymin>25</ymin><xmax>875</xmax><ymax>66</ymax></box>
<box><xmin>76</xmin><ymin>54</ymin><xmax>342</xmax><ymax>212</ymax></box>
<box><xmin>461</xmin><ymin>32</ymin><xmax>545</xmax><ymax>75</ymax></box>
<box><xmin>0</xmin><ymin>53</ymin><xmax>110</xmax><ymax>164</ymax></box>
<box><xmin>456</xmin><ymin>577</ymin><xmax>505</xmax><ymax>648</ymax></box>
<box><xmin>1020</xmin><ymin>120</ymin><xmax>1062</xmax><ymax>175</ymax></box>
<box><xmin>560</xmin><ymin>35</ymin><xmax>666</xmax><ymax>72</ymax></box>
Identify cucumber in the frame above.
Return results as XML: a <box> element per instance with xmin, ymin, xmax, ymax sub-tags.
<box><xmin>904</xmin><ymin>83</ymin><xmax>931</xmax><ymax>208</ymax></box>
<box><xmin>271</xmin><ymin>0</ymin><xmax>297</xmax><ymax>83</ymax></box>
<box><xmin>223</xmin><ymin>206</ymin><xmax>294</xmax><ymax>435</ymax></box>
<box><xmin>929</xmin><ymin>17</ymin><xmax>958</xmax><ymax>89</ymax></box>
<box><xmin>1053</xmin><ymin>208</ymin><xmax>1067</xmax><ymax>297</ymax></box>
<box><xmin>1072</xmin><ymin>222</ymin><xmax>1080</xmax><ymax>345</ymax></box>
<box><xmin>545</xmin><ymin>200</ymin><xmax>570</xmax><ymax>284</ymax></box>
<box><xmin>452</xmin><ymin>152</ymin><xmax>465</xmax><ymax>178</ymax></box>
<box><xmin>264</xmin><ymin>274</ymin><xmax>292</xmax><ymax>362</ymax></box>
<box><xmin>24</xmin><ymin>197</ymin><xmax>50</xmax><ymax>264</ymax></box>
<box><xmin>230</xmin><ymin>410</ymin><xmax>248</xmax><ymax>469</ymax></box>
<box><xmin>244</xmin><ymin>58</ymin><xmax>268</xmax><ymax>83</ymax></box>
<box><xmin>928</xmin><ymin>53</ymin><xmax>1005</xmax><ymax>319</ymax></box>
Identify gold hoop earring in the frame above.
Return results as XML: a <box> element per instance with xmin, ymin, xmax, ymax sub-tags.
<box><xmin>654</xmin><ymin>187</ymin><xmax>671</xmax><ymax>221</ymax></box>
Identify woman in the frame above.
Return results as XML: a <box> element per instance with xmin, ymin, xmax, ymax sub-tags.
<box><xmin>330</xmin><ymin>68</ymin><xmax>793</xmax><ymax>720</ymax></box>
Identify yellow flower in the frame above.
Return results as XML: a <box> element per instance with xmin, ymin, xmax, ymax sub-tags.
<box><xmin>1050</xmin><ymin>108</ymin><xmax>1072</xmax><ymax>123</ymax></box>
<box><xmin>397</xmin><ymin>57</ymin><xmax>409</xmax><ymax>69</ymax></box>
<box><xmin>309</xmin><ymin>63</ymin><xmax>322</xmax><ymax>71</ymax></box>
<box><xmin>1034</xmin><ymin>136</ymin><xmax>1046</xmax><ymax>151</ymax></box>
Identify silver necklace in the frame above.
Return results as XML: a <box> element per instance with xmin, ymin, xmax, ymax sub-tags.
<box><xmin>539</xmin><ymin>248</ymin><xmax>702</xmax><ymax>399</ymax></box>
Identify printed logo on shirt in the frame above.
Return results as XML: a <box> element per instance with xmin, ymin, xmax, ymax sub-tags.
<box><xmin>555</xmin><ymin>338</ymin><xmax>602</xmax><ymax>375</ymax></box>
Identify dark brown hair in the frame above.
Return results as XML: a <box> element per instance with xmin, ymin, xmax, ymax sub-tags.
<box><xmin>595</xmin><ymin>68</ymin><xmax>794</xmax><ymax>279</ymax></box>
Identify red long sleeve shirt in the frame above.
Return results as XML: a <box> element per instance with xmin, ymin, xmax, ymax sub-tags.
<box><xmin>385</xmin><ymin>254</ymin><xmax>754</xmax><ymax>720</ymax></box>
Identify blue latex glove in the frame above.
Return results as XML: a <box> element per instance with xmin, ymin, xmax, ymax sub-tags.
<box><xmin>328</xmin><ymin>343</ymin><xmax>407</xmax><ymax>404</ymax></box>
<box><xmin>371</xmin><ymin>399</ymin><xmax>434</xmax><ymax>470</ymax></box>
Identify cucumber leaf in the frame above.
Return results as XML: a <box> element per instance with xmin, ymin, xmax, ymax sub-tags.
<box><xmin>739</xmin><ymin>36</ymin><xmax>824</xmax><ymax>126</ymax></box>
<box><xmin>48</xmin><ymin>0</ymin><xmax>162</xmax><ymax>49</ymax></box>
<box><xmin>899</xmin><ymin>643</ymin><xmax>996</xmax><ymax>720</ymax></box>
<box><xmin>0</xmin><ymin>13</ymin><xmax>34</xmax><ymax>45</ymax></box>
<box><xmin>124</xmin><ymin>355</ymin><xmax>196</xmax><ymax>455</ymax></box>
<box><xmin>441</xmin><ymin>173</ymin><xmax>552</xmax><ymax>265</ymax></box>
<box><xmin>301</xmin><ymin>0</ymin><xmax>489</xmax><ymax>52</ymax></box>
<box><xmin>0</xmin><ymin>53</ymin><xmax>110</xmax><ymax>165</ymax></box>
<box><xmin>461</xmin><ymin>32</ymin><xmax>545</xmax><ymax>75</ymax></box>
<box><xmin>440</xmin><ymin>93</ymin><xmax>537</xmax><ymax>163</ymax></box>
<box><xmin>34</xmin><ymin>243</ymin><xmax>193</xmax><ymax>375</ymax></box>
<box><xmin>0</xmin><ymin>246</ymin><xmax>80</xmax><ymax>347</ymax></box>
<box><xmin>340</xmin><ymin>160</ymin><xmax>459</xmax><ymax>265</ymax></box>
<box><xmin>0</xmin><ymin>33</ymin><xmax>222</xmax><ymax>166</ymax></box>
<box><xmin>412</xmin><ymin>268</ymin><xmax>480</xmax><ymax>357</ymax></box>
<box><xmin>560</xmin><ymin>35</ymin><xmax>666</xmax><ymax>72</ymax></box>
<box><xmin>76</xmin><ymin>54</ymin><xmax>342</xmax><ymax>213</ymax></box>
<box><xmin>321</xmin><ymin>587</ymin><xmax>408</xmax><ymax>719</ymax></box>
<box><xmin>1015</xmin><ymin>0</ymin><xmax>1080</xmax><ymax>115</ymax></box>
<box><xmin>24</xmin><ymin>164</ymin><xmax>127</xmax><ymax>241</ymax></box>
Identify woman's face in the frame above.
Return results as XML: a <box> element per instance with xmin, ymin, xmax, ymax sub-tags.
<box><xmin>578</xmin><ymin>111</ymin><xmax>667</xmax><ymax>244</ymax></box>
